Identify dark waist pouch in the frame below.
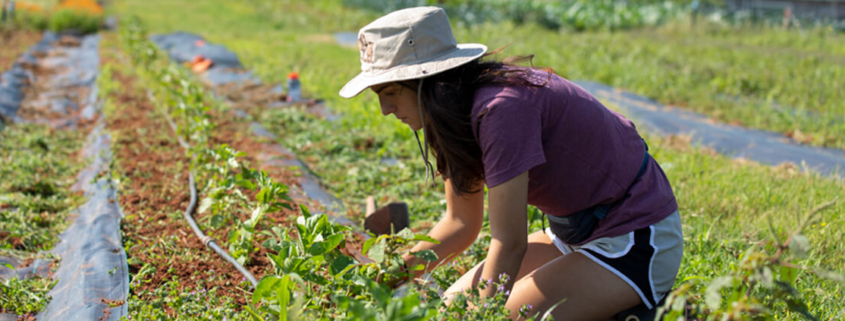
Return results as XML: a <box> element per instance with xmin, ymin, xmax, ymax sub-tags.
<box><xmin>546</xmin><ymin>210</ymin><xmax>601</xmax><ymax>245</ymax></box>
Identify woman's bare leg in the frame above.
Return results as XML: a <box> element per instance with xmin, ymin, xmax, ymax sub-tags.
<box><xmin>505</xmin><ymin>252</ymin><xmax>642</xmax><ymax>320</ymax></box>
<box><xmin>443</xmin><ymin>230</ymin><xmax>643</xmax><ymax>320</ymax></box>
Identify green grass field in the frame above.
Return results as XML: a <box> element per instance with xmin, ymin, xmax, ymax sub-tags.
<box><xmin>109</xmin><ymin>0</ymin><xmax>845</xmax><ymax>319</ymax></box>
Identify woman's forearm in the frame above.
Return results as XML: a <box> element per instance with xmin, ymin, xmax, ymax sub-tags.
<box><xmin>402</xmin><ymin>212</ymin><xmax>482</xmax><ymax>278</ymax></box>
<box><xmin>478</xmin><ymin>238</ymin><xmax>527</xmax><ymax>298</ymax></box>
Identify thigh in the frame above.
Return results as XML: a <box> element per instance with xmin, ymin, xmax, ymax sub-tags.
<box><xmin>507</xmin><ymin>211</ymin><xmax>684</xmax><ymax>320</ymax></box>
<box><xmin>443</xmin><ymin>230</ymin><xmax>562</xmax><ymax>303</ymax></box>
<box><xmin>505</xmin><ymin>252</ymin><xmax>642</xmax><ymax>320</ymax></box>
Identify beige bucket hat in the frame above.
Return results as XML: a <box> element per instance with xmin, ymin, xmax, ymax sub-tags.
<box><xmin>339</xmin><ymin>6</ymin><xmax>488</xmax><ymax>98</ymax></box>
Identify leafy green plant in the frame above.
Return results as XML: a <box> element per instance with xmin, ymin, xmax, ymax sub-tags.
<box><xmin>124</xmin><ymin>280</ymin><xmax>245</xmax><ymax>320</ymax></box>
<box><xmin>47</xmin><ymin>8</ymin><xmax>101</xmax><ymax>34</ymax></box>
<box><xmin>440</xmin><ymin>272</ymin><xmax>552</xmax><ymax>321</ymax></box>
<box><xmin>0</xmin><ymin>124</ymin><xmax>84</xmax><ymax>315</ymax></box>
<box><xmin>10</xmin><ymin>10</ymin><xmax>49</xmax><ymax>30</ymax></box>
<box><xmin>661</xmin><ymin>201</ymin><xmax>844</xmax><ymax>320</ymax></box>
<box><xmin>0</xmin><ymin>274</ymin><xmax>55</xmax><ymax>315</ymax></box>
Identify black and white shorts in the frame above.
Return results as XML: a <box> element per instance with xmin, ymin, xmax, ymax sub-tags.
<box><xmin>545</xmin><ymin>210</ymin><xmax>683</xmax><ymax>309</ymax></box>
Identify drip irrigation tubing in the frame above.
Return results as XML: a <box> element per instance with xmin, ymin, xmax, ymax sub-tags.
<box><xmin>148</xmin><ymin>90</ymin><xmax>259</xmax><ymax>288</ymax></box>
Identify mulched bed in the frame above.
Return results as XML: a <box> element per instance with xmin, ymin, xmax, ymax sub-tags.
<box><xmin>104</xmin><ymin>47</ymin><xmax>310</xmax><ymax>310</ymax></box>
<box><xmin>16</xmin><ymin>35</ymin><xmax>98</xmax><ymax>130</ymax></box>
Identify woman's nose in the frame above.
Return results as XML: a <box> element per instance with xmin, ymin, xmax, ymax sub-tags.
<box><xmin>380</xmin><ymin>102</ymin><xmax>395</xmax><ymax>116</ymax></box>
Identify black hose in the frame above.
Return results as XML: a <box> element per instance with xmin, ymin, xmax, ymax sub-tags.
<box><xmin>149</xmin><ymin>90</ymin><xmax>259</xmax><ymax>288</ymax></box>
<box><xmin>185</xmin><ymin>171</ymin><xmax>259</xmax><ymax>287</ymax></box>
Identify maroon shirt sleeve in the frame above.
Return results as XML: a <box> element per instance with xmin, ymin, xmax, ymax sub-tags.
<box><xmin>476</xmin><ymin>96</ymin><xmax>547</xmax><ymax>187</ymax></box>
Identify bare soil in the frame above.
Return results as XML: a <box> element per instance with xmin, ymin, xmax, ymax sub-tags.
<box><xmin>105</xmin><ymin>50</ymin><xmax>314</xmax><ymax>311</ymax></box>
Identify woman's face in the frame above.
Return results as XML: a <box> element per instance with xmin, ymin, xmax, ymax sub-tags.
<box><xmin>371</xmin><ymin>81</ymin><xmax>423</xmax><ymax>131</ymax></box>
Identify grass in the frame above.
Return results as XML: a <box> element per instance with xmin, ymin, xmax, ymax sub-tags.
<box><xmin>0</xmin><ymin>123</ymin><xmax>86</xmax><ymax>314</ymax></box>
<box><xmin>0</xmin><ymin>124</ymin><xmax>84</xmax><ymax>253</ymax></box>
<box><xmin>117</xmin><ymin>0</ymin><xmax>845</xmax><ymax>150</ymax></box>
<box><xmin>110</xmin><ymin>0</ymin><xmax>845</xmax><ymax>318</ymax></box>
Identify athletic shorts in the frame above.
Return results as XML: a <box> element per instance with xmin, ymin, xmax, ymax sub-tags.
<box><xmin>545</xmin><ymin>210</ymin><xmax>683</xmax><ymax>309</ymax></box>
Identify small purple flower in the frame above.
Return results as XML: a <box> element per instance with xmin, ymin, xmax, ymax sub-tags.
<box><xmin>484</xmin><ymin>303</ymin><xmax>489</xmax><ymax>308</ymax></box>
<box><xmin>527</xmin><ymin>304</ymin><xmax>533</xmax><ymax>310</ymax></box>
<box><xmin>505</xmin><ymin>290</ymin><xmax>511</xmax><ymax>296</ymax></box>
<box><xmin>497</xmin><ymin>284</ymin><xmax>505</xmax><ymax>292</ymax></box>
<box><xmin>222</xmin><ymin>317</ymin><xmax>227</xmax><ymax>321</ymax></box>
<box><xmin>486</xmin><ymin>278</ymin><xmax>493</xmax><ymax>286</ymax></box>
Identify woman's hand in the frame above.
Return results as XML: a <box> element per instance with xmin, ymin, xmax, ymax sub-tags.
<box><xmin>401</xmin><ymin>178</ymin><xmax>484</xmax><ymax>278</ymax></box>
<box><xmin>376</xmin><ymin>258</ymin><xmax>410</xmax><ymax>289</ymax></box>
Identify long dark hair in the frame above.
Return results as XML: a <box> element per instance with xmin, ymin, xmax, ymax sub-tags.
<box><xmin>419</xmin><ymin>56</ymin><xmax>548</xmax><ymax>195</ymax></box>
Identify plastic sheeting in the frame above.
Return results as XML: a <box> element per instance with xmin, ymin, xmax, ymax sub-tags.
<box><xmin>574</xmin><ymin>80</ymin><xmax>845</xmax><ymax>178</ymax></box>
<box><xmin>150</xmin><ymin>32</ymin><xmax>262</xmax><ymax>86</ymax></box>
<box><xmin>0</xmin><ymin>32</ymin><xmax>100</xmax><ymax>128</ymax></box>
<box><xmin>40</xmin><ymin>123</ymin><xmax>128</xmax><ymax>321</ymax></box>
<box><xmin>0</xmin><ymin>31</ymin><xmax>128</xmax><ymax>320</ymax></box>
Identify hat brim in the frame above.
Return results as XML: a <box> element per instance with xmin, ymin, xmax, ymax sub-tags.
<box><xmin>339</xmin><ymin>43</ymin><xmax>488</xmax><ymax>98</ymax></box>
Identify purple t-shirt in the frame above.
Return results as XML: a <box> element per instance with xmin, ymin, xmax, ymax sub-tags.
<box><xmin>471</xmin><ymin>69</ymin><xmax>677</xmax><ymax>244</ymax></box>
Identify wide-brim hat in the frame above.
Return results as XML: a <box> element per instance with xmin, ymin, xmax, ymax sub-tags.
<box><xmin>339</xmin><ymin>6</ymin><xmax>487</xmax><ymax>98</ymax></box>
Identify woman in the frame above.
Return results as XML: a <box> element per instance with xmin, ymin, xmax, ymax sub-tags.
<box><xmin>339</xmin><ymin>7</ymin><xmax>683</xmax><ymax>320</ymax></box>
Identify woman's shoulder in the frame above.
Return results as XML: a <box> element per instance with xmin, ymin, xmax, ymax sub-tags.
<box><xmin>473</xmin><ymin>68</ymin><xmax>561</xmax><ymax>110</ymax></box>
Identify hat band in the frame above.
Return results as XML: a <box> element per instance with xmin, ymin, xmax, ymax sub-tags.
<box><xmin>360</xmin><ymin>45</ymin><xmax>463</xmax><ymax>77</ymax></box>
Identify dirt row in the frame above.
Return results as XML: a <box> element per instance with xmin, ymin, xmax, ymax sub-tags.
<box><xmin>102</xmin><ymin>43</ymin><xmax>320</xmax><ymax>310</ymax></box>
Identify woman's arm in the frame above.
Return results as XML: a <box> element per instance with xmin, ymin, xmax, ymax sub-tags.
<box><xmin>402</xmin><ymin>178</ymin><xmax>484</xmax><ymax>278</ymax></box>
<box><xmin>478</xmin><ymin>171</ymin><xmax>528</xmax><ymax>298</ymax></box>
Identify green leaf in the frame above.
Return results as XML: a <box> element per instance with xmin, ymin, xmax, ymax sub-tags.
<box><xmin>308</xmin><ymin>233</ymin><xmax>345</xmax><ymax>256</ymax></box>
<box><xmin>705</xmin><ymin>276</ymin><xmax>732</xmax><ymax>310</ymax></box>
<box><xmin>760</xmin><ymin>266</ymin><xmax>774</xmax><ymax>288</ymax></box>
<box><xmin>813</xmin><ymin>268</ymin><xmax>845</xmax><ymax>283</ymax></box>
<box><xmin>396</xmin><ymin>228</ymin><xmax>415</xmax><ymax>240</ymax></box>
<box><xmin>256</xmin><ymin>187</ymin><xmax>269</xmax><ymax>204</ymax></box>
<box><xmin>789</xmin><ymin>234</ymin><xmax>810</xmax><ymax>258</ymax></box>
<box><xmin>410</xmin><ymin>250</ymin><xmax>438</xmax><ymax>263</ymax></box>
<box><xmin>362</xmin><ymin>235</ymin><xmax>388</xmax><ymax>256</ymax></box>
<box><xmin>299</xmin><ymin>204</ymin><xmax>311</xmax><ymax>218</ymax></box>
<box><xmin>412</xmin><ymin>234</ymin><xmax>440</xmax><ymax>244</ymax></box>
<box><xmin>367</xmin><ymin>238</ymin><xmax>388</xmax><ymax>264</ymax></box>
<box><xmin>244</xmin><ymin>305</ymin><xmax>265</xmax><ymax>321</ymax></box>
<box><xmin>198</xmin><ymin>197</ymin><xmax>214</xmax><ymax>214</ymax></box>
<box><xmin>249</xmin><ymin>206</ymin><xmax>266</xmax><ymax>228</ymax></box>
<box><xmin>2</xmin><ymin>263</ymin><xmax>14</xmax><ymax>270</ymax></box>
<box><xmin>275</xmin><ymin>275</ymin><xmax>294</xmax><ymax>321</ymax></box>
<box><xmin>329</xmin><ymin>255</ymin><xmax>356</xmax><ymax>276</ymax></box>
<box><xmin>253</xmin><ymin>276</ymin><xmax>282</xmax><ymax>304</ymax></box>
